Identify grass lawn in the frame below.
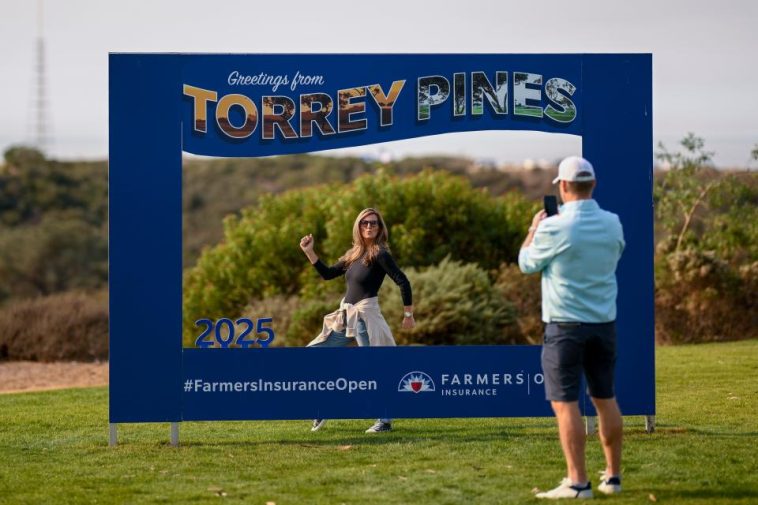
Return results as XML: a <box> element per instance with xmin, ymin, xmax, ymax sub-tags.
<box><xmin>1</xmin><ymin>340</ymin><xmax>756</xmax><ymax>504</ymax></box>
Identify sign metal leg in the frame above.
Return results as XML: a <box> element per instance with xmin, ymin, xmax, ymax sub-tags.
<box><xmin>170</xmin><ymin>422</ymin><xmax>180</xmax><ymax>447</ymax></box>
<box><xmin>645</xmin><ymin>415</ymin><xmax>655</xmax><ymax>434</ymax></box>
<box><xmin>109</xmin><ymin>423</ymin><xmax>118</xmax><ymax>447</ymax></box>
<box><xmin>585</xmin><ymin>416</ymin><xmax>596</xmax><ymax>436</ymax></box>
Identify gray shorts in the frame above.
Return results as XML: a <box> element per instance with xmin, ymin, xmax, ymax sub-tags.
<box><xmin>541</xmin><ymin>321</ymin><xmax>616</xmax><ymax>402</ymax></box>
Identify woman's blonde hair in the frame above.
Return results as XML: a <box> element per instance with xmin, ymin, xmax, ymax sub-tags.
<box><xmin>339</xmin><ymin>208</ymin><xmax>390</xmax><ymax>266</ymax></box>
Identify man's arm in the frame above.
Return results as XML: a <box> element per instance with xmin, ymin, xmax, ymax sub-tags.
<box><xmin>519</xmin><ymin>211</ymin><xmax>567</xmax><ymax>274</ymax></box>
<box><xmin>521</xmin><ymin>210</ymin><xmax>546</xmax><ymax>249</ymax></box>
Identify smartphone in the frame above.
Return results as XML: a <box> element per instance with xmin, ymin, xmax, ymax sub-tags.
<box><xmin>543</xmin><ymin>195</ymin><xmax>559</xmax><ymax>217</ymax></box>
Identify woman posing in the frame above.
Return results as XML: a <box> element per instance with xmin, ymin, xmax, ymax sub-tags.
<box><xmin>299</xmin><ymin>208</ymin><xmax>415</xmax><ymax>433</ymax></box>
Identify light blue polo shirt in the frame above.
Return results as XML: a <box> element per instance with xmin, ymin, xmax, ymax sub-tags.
<box><xmin>518</xmin><ymin>199</ymin><xmax>625</xmax><ymax>323</ymax></box>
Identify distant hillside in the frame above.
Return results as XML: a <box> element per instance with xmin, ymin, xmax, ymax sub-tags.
<box><xmin>0</xmin><ymin>147</ymin><xmax>108</xmax><ymax>303</ymax></box>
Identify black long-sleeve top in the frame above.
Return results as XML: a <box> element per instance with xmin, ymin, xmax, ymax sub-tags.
<box><xmin>312</xmin><ymin>250</ymin><xmax>412</xmax><ymax>306</ymax></box>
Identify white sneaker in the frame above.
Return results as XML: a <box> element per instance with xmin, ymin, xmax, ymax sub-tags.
<box><xmin>311</xmin><ymin>419</ymin><xmax>327</xmax><ymax>432</ymax></box>
<box><xmin>535</xmin><ymin>478</ymin><xmax>593</xmax><ymax>499</ymax></box>
<box><xmin>597</xmin><ymin>471</ymin><xmax>622</xmax><ymax>495</ymax></box>
<box><xmin>365</xmin><ymin>420</ymin><xmax>392</xmax><ymax>433</ymax></box>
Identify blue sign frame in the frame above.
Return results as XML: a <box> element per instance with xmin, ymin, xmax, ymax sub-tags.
<box><xmin>109</xmin><ymin>54</ymin><xmax>654</xmax><ymax>423</ymax></box>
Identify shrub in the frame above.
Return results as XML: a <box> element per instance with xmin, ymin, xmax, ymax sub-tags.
<box><xmin>0</xmin><ymin>216</ymin><xmax>108</xmax><ymax>302</ymax></box>
<box><xmin>379</xmin><ymin>257</ymin><xmax>518</xmax><ymax>345</ymax></box>
<box><xmin>244</xmin><ymin>295</ymin><xmax>301</xmax><ymax>348</ymax></box>
<box><xmin>0</xmin><ymin>291</ymin><xmax>108</xmax><ymax>362</ymax></box>
<box><xmin>181</xmin><ymin>155</ymin><xmax>377</xmax><ymax>264</ymax></box>
<box><xmin>700</xmin><ymin>172</ymin><xmax>758</xmax><ymax>262</ymax></box>
<box><xmin>335</xmin><ymin>170</ymin><xmax>534</xmax><ymax>270</ymax></box>
<box><xmin>285</xmin><ymin>298</ymin><xmax>343</xmax><ymax>347</ymax></box>
<box><xmin>494</xmin><ymin>263</ymin><xmax>543</xmax><ymax>344</ymax></box>
<box><xmin>0</xmin><ymin>147</ymin><xmax>107</xmax><ymax>228</ymax></box>
<box><xmin>655</xmin><ymin>250</ymin><xmax>757</xmax><ymax>344</ymax></box>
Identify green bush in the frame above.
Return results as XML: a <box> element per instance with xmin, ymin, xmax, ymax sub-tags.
<box><xmin>180</xmin><ymin>155</ymin><xmax>553</xmax><ymax>265</ymax></box>
<box><xmin>655</xmin><ymin>250</ymin><xmax>756</xmax><ymax>344</ymax></box>
<box><xmin>340</xmin><ymin>170</ymin><xmax>534</xmax><ymax>270</ymax></box>
<box><xmin>0</xmin><ymin>290</ymin><xmax>108</xmax><ymax>362</ymax></box>
<box><xmin>181</xmin><ymin>155</ymin><xmax>377</xmax><ymax>264</ymax></box>
<box><xmin>700</xmin><ymin>172</ymin><xmax>757</xmax><ymax>262</ymax></box>
<box><xmin>0</xmin><ymin>147</ymin><xmax>107</xmax><ymax>228</ymax></box>
<box><xmin>379</xmin><ymin>257</ymin><xmax>518</xmax><ymax>346</ymax></box>
<box><xmin>285</xmin><ymin>298</ymin><xmax>343</xmax><ymax>347</ymax></box>
<box><xmin>182</xmin><ymin>170</ymin><xmax>535</xmax><ymax>340</ymax></box>
<box><xmin>0</xmin><ymin>216</ymin><xmax>108</xmax><ymax>302</ymax></box>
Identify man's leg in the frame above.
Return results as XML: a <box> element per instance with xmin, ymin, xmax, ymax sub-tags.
<box><xmin>536</xmin><ymin>323</ymin><xmax>593</xmax><ymax>497</ymax></box>
<box><xmin>591</xmin><ymin>396</ymin><xmax>622</xmax><ymax>477</ymax></box>
<box><xmin>542</xmin><ymin>323</ymin><xmax>587</xmax><ymax>484</ymax></box>
<box><xmin>551</xmin><ymin>400</ymin><xmax>587</xmax><ymax>484</ymax></box>
<box><xmin>584</xmin><ymin>322</ymin><xmax>621</xmax><ymax>479</ymax></box>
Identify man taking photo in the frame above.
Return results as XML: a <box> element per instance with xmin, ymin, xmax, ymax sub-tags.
<box><xmin>519</xmin><ymin>156</ymin><xmax>625</xmax><ymax>499</ymax></box>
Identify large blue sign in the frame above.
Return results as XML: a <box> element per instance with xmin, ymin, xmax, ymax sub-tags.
<box><xmin>109</xmin><ymin>54</ymin><xmax>654</xmax><ymax>423</ymax></box>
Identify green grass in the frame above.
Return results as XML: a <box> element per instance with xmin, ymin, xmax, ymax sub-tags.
<box><xmin>1</xmin><ymin>340</ymin><xmax>757</xmax><ymax>504</ymax></box>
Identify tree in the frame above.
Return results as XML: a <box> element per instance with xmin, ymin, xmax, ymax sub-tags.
<box><xmin>653</xmin><ymin>134</ymin><xmax>757</xmax><ymax>343</ymax></box>
<box><xmin>655</xmin><ymin>133</ymin><xmax>716</xmax><ymax>252</ymax></box>
<box><xmin>3</xmin><ymin>145</ymin><xmax>46</xmax><ymax>170</ymax></box>
<box><xmin>0</xmin><ymin>216</ymin><xmax>108</xmax><ymax>301</ymax></box>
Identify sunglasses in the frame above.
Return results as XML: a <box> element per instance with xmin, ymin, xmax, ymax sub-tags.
<box><xmin>360</xmin><ymin>219</ymin><xmax>380</xmax><ymax>228</ymax></box>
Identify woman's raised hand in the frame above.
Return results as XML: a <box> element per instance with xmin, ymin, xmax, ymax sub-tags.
<box><xmin>299</xmin><ymin>233</ymin><xmax>315</xmax><ymax>253</ymax></box>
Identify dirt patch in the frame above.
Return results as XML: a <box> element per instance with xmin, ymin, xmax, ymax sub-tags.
<box><xmin>0</xmin><ymin>361</ymin><xmax>108</xmax><ymax>394</ymax></box>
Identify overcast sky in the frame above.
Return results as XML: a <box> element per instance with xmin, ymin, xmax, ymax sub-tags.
<box><xmin>1</xmin><ymin>0</ymin><xmax>756</xmax><ymax>166</ymax></box>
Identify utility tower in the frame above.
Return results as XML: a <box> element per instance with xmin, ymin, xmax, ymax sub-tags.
<box><xmin>32</xmin><ymin>0</ymin><xmax>50</xmax><ymax>153</ymax></box>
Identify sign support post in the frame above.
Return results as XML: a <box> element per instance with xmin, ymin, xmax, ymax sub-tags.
<box><xmin>170</xmin><ymin>423</ymin><xmax>180</xmax><ymax>447</ymax></box>
<box><xmin>109</xmin><ymin>423</ymin><xmax>117</xmax><ymax>447</ymax></box>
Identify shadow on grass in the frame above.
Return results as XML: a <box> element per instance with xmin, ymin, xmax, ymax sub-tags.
<box><xmin>636</xmin><ymin>426</ymin><xmax>758</xmax><ymax>438</ymax></box>
<box><xmin>111</xmin><ymin>423</ymin><xmax>757</xmax><ymax>451</ymax></box>
<box><xmin>685</xmin><ymin>428</ymin><xmax>758</xmax><ymax>437</ymax></box>
<box><xmin>176</xmin><ymin>426</ymin><xmax>554</xmax><ymax>448</ymax></box>
<box><xmin>664</xmin><ymin>488</ymin><xmax>758</xmax><ymax>501</ymax></box>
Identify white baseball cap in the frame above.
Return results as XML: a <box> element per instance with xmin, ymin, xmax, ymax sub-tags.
<box><xmin>552</xmin><ymin>156</ymin><xmax>596</xmax><ymax>184</ymax></box>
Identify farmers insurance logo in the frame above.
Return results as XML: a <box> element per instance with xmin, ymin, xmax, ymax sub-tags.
<box><xmin>398</xmin><ymin>371</ymin><xmax>436</xmax><ymax>394</ymax></box>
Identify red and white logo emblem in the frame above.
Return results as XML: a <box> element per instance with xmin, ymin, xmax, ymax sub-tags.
<box><xmin>398</xmin><ymin>371</ymin><xmax>435</xmax><ymax>393</ymax></box>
